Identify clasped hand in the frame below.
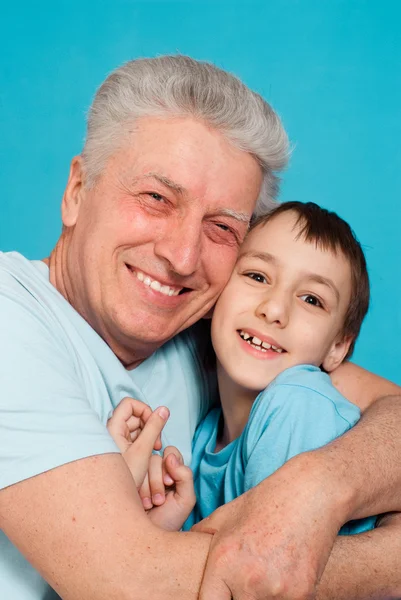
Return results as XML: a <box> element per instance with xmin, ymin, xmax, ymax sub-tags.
<box><xmin>107</xmin><ymin>397</ymin><xmax>195</xmax><ymax>531</ymax></box>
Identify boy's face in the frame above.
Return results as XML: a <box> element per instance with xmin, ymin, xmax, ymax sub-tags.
<box><xmin>211</xmin><ymin>211</ymin><xmax>353</xmax><ymax>394</ymax></box>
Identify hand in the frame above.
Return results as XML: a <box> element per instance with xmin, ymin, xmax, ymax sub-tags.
<box><xmin>193</xmin><ymin>454</ymin><xmax>345</xmax><ymax>600</ymax></box>
<box><xmin>107</xmin><ymin>397</ymin><xmax>169</xmax><ymax>488</ymax></box>
<box><xmin>139</xmin><ymin>446</ymin><xmax>196</xmax><ymax>531</ymax></box>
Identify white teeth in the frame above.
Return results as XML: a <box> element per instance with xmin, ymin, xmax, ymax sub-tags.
<box><xmin>239</xmin><ymin>330</ymin><xmax>284</xmax><ymax>353</ymax></box>
<box><xmin>132</xmin><ymin>269</ymin><xmax>182</xmax><ymax>297</ymax></box>
<box><xmin>150</xmin><ymin>280</ymin><xmax>161</xmax><ymax>292</ymax></box>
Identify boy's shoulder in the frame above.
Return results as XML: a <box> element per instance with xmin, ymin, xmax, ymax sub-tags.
<box><xmin>249</xmin><ymin>364</ymin><xmax>361</xmax><ymax>431</ymax></box>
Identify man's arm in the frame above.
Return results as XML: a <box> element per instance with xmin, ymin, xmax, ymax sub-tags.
<box><xmin>330</xmin><ymin>360</ymin><xmax>401</xmax><ymax>412</ymax></box>
<box><xmin>195</xmin><ymin>368</ymin><xmax>401</xmax><ymax>600</ymax></box>
<box><xmin>317</xmin><ymin>513</ymin><xmax>401</xmax><ymax>600</ymax></box>
<box><xmin>0</xmin><ymin>454</ymin><xmax>211</xmax><ymax>600</ymax></box>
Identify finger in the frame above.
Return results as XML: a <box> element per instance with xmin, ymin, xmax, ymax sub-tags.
<box><xmin>199</xmin><ymin>567</ymin><xmax>232</xmax><ymax>600</ymax></box>
<box><xmin>126</xmin><ymin>415</ymin><xmax>143</xmax><ymax>433</ymax></box>
<box><xmin>164</xmin><ymin>454</ymin><xmax>195</xmax><ymax>505</ymax></box>
<box><xmin>138</xmin><ymin>474</ymin><xmax>153</xmax><ymax>510</ymax></box>
<box><xmin>148</xmin><ymin>454</ymin><xmax>165</xmax><ymax>506</ymax></box>
<box><xmin>191</xmin><ymin>509</ymin><xmax>221</xmax><ymax>534</ymax></box>
<box><xmin>116</xmin><ymin>397</ymin><xmax>153</xmax><ymax>422</ymax></box>
<box><xmin>133</xmin><ymin>406</ymin><xmax>169</xmax><ymax>453</ymax></box>
<box><xmin>123</xmin><ymin>407</ymin><xmax>169</xmax><ymax>486</ymax></box>
<box><xmin>163</xmin><ymin>446</ymin><xmax>183</xmax><ymax>485</ymax></box>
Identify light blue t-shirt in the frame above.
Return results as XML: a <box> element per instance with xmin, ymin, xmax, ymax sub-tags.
<box><xmin>0</xmin><ymin>251</ymin><xmax>215</xmax><ymax>600</ymax></box>
<box><xmin>184</xmin><ymin>364</ymin><xmax>377</xmax><ymax>535</ymax></box>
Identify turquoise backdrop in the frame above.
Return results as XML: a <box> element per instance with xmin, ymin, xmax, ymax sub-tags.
<box><xmin>1</xmin><ymin>1</ymin><xmax>400</xmax><ymax>383</ymax></box>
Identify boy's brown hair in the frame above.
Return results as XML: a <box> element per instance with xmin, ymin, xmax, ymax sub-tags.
<box><xmin>252</xmin><ymin>201</ymin><xmax>370</xmax><ymax>359</ymax></box>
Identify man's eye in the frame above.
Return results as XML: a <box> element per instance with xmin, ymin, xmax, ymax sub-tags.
<box><xmin>300</xmin><ymin>294</ymin><xmax>322</xmax><ymax>308</ymax></box>
<box><xmin>216</xmin><ymin>223</ymin><xmax>231</xmax><ymax>232</ymax></box>
<box><xmin>245</xmin><ymin>272</ymin><xmax>267</xmax><ymax>284</ymax></box>
<box><xmin>148</xmin><ymin>192</ymin><xmax>164</xmax><ymax>202</ymax></box>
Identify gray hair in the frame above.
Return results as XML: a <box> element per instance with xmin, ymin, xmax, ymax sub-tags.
<box><xmin>82</xmin><ymin>55</ymin><xmax>289</xmax><ymax>217</ymax></box>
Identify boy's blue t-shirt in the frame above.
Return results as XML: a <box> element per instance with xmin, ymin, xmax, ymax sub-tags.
<box><xmin>0</xmin><ymin>251</ymin><xmax>215</xmax><ymax>600</ymax></box>
<box><xmin>184</xmin><ymin>364</ymin><xmax>376</xmax><ymax>535</ymax></box>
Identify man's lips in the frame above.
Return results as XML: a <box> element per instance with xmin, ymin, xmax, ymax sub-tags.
<box><xmin>125</xmin><ymin>265</ymin><xmax>191</xmax><ymax>297</ymax></box>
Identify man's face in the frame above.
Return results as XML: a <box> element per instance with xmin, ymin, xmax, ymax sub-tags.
<box><xmin>211</xmin><ymin>211</ymin><xmax>353</xmax><ymax>393</ymax></box>
<box><xmin>61</xmin><ymin>116</ymin><xmax>262</xmax><ymax>363</ymax></box>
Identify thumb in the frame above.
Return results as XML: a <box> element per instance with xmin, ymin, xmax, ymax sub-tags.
<box><xmin>199</xmin><ymin>564</ymin><xmax>232</xmax><ymax>600</ymax></box>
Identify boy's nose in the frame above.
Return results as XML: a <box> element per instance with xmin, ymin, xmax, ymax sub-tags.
<box><xmin>255</xmin><ymin>292</ymin><xmax>289</xmax><ymax>327</ymax></box>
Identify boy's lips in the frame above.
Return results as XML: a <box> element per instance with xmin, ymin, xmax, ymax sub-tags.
<box><xmin>237</xmin><ymin>329</ymin><xmax>286</xmax><ymax>353</ymax></box>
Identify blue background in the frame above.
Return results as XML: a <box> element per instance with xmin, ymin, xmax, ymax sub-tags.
<box><xmin>1</xmin><ymin>1</ymin><xmax>400</xmax><ymax>384</ymax></box>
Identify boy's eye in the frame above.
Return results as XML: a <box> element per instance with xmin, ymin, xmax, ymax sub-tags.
<box><xmin>245</xmin><ymin>272</ymin><xmax>267</xmax><ymax>284</ymax></box>
<box><xmin>300</xmin><ymin>294</ymin><xmax>322</xmax><ymax>308</ymax></box>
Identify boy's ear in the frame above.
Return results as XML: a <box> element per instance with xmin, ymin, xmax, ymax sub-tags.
<box><xmin>322</xmin><ymin>335</ymin><xmax>353</xmax><ymax>372</ymax></box>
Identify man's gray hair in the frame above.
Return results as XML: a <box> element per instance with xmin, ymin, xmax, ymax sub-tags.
<box><xmin>82</xmin><ymin>55</ymin><xmax>289</xmax><ymax>217</ymax></box>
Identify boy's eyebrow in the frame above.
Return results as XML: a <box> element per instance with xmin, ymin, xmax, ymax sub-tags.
<box><xmin>238</xmin><ymin>250</ymin><xmax>277</xmax><ymax>264</ymax></box>
<box><xmin>238</xmin><ymin>250</ymin><xmax>341</xmax><ymax>303</ymax></box>
<box><xmin>306</xmin><ymin>274</ymin><xmax>340</xmax><ymax>304</ymax></box>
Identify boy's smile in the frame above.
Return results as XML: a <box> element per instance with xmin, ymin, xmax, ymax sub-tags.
<box><xmin>211</xmin><ymin>210</ymin><xmax>353</xmax><ymax>395</ymax></box>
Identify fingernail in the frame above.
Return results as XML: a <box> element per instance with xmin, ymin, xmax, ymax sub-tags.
<box><xmin>157</xmin><ymin>406</ymin><xmax>169</xmax><ymax>420</ymax></box>
<box><xmin>169</xmin><ymin>454</ymin><xmax>178</xmax><ymax>467</ymax></box>
<box><xmin>142</xmin><ymin>497</ymin><xmax>152</xmax><ymax>509</ymax></box>
<box><xmin>164</xmin><ymin>474</ymin><xmax>174</xmax><ymax>485</ymax></box>
<box><xmin>153</xmin><ymin>493</ymin><xmax>164</xmax><ymax>505</ymax></box>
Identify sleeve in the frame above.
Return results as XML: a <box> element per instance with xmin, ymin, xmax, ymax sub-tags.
<box><xmin>0</xmin><ymin>288</ymin><xmax>119</xmax><ymax>490</ymax></box>
<box><xmin>242</xmin><ymin>381</ymin><xmax>360</xmax><ymax>491</ymax></box>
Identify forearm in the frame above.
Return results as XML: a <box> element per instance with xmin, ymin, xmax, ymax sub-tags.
<box><xmin>307</xmin><ymin>394</ymin><xmax>401</xmax><ymax>520</ymax></box>
<box><xmin>317</xmin><ymin>515</ymin><xmax>401</xmax><ymax>600</ymax></box>
<box><xmin>0</xmin><ymin>454</ymin><xmax>211</xmax><ymax>600</ymax></box>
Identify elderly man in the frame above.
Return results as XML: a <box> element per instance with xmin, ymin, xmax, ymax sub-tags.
<box><xmin>0</xmin><ymin>55</ymin><xmax>400</xmax><ymax>600</ymax></box>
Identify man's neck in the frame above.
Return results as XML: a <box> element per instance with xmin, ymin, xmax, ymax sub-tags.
<box><xmin>216</xmin><ymin>362</ymin><xmax>259</xmax><ymax>451</ymax></box>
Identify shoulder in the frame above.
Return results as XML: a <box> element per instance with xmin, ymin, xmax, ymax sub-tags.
<box><xmin>248</xmin><ymin>365</ymin><xmax>361</xmax><ymax>437</ymax></box>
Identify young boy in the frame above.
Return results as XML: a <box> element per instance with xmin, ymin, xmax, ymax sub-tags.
<box><xmin>108</xmin><ymin>201</ymin><xmax>376</xmax><ymax>534</ymax></box>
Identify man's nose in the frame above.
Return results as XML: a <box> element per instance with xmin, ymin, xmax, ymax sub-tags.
<box><xmin>154</xmin><ymin>215</ymin><xmax>202</xmax><ymax>277</ymax></box>
<box><xmin>255</xmin><ymin>289</ymin><xmax>289</xmax><ymax>327</ymax></box>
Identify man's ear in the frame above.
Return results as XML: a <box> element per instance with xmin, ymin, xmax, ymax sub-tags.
<box><xmin>322</xmin><ymin>335</ymin><xmax>353</xmax><ymax>373</ymax></box>
<box><xmin>61</xmin><ymin>156</ymin><xmax>86</xmax><ymax>227</ymax></box>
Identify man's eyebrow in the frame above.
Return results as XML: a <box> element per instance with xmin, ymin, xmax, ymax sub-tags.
<box><xmin>142</xmin><ymin>172</ymin><xmax>186</xmax><ymax>195</ymax></box>
<box><xmin>216</xmin><ymin>208</ymin><xmax>251</xmax><ymax>225</ymax></box>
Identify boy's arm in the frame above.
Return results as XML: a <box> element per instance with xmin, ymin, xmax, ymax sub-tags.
<box><xmin>195</xmin><ymin>373</ymin><xmax>401</xmax><ymax>600</ymax></box>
